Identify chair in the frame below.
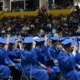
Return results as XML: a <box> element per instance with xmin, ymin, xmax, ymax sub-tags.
<box><xmin>0</xmin><ymin>77</ymin><xmax>3</xmax><ymax>80</ymax></box>
<box><xmin>58</xmin><ymin>64</ymin><xmax>69</xmax><ymax>80</ymax></box>
<box><xmin>20</xmin><ymin>62</ymin><xmax>34</xmax><ymax>80</ymax></box>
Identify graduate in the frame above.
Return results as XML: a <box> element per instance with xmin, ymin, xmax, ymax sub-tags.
<box><xmin>35</xmin><ymin>38</ymin><xmax>48</xmax><ymax>65</ymax></box>
<box><xmin>7</xmin><ymin>37</ymin><xmax>22</xmax><ymax>80</ymax></box>
<box><xmin>58</xmin><ymin>39</ymin><xmax>80</xmax><ymax>80</ymax></box>
<box><xmin>75</xmin><ymin>41</ymin><xmax>80</xmax><ymax>65</ymax></box>
<box><xmin>21</xmin><ymin>37</ymin><xmax>48</xmax><ymax>80</ymax></box>
<box><xmin>74</xmin><ymin>37</ymin><xmax>80</xmax><ymax>69</ymax></box>
<box><xmin>0</xmin><ymin>37</ymin><xmax>11</xmax><ymax>80</ymax></box>
<box><xmin>47</xmin><ymin>36</ymin><xmax>60</xmax><ymax>73</ymax></box>
<box><xmin>35</xmin><ymin>38</ymin><xmax>56</xmax><ymax>80</ymax></box>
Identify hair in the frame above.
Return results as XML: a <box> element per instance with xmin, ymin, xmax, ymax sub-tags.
<box><xmin>24</xmin><ymin>43</ymin><xmax>32</xmax><ymax>51</ymax></box>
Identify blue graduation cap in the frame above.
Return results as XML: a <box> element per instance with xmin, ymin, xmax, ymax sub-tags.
<box><xmin>24</xmin><ymin>37</ymin><xmax>33</xmax><ymax>44</ymax></box>
<box><xmin>9</xmin><ymin>37</ymin><xmax>15</xmax><ymax>44</ymax></box>
<box><xmin>77</xmin><ymin>36</ymin><xmax>80</xmax><ymax>41</ymax></box>
<box><xmin>59</xmin><ymin>37</ymin><xmax>65</xmax><ymax>42</ymax></box>
<box><xmin>71</xmin><ymin>41</ymin><xmax>78</xmax><ymax>47</ymax></box>
<box><xmin>0</xmin><ymin>37</ymin><xmax>6</xmax><ymax>44</ymax></box>
<box><xmin>47</xmin><ymin>38</ymin><xmax>52</xmax><ymax>41</ymax></box>
<box><xmin>35</xmin><ymin>38</ymin><xmax>44</xmax><ymax>45</ymax></box>
<box><xmin>69</xmin><ymin>36</ymin><xmax>77</xmax><ymax>40</ymax></box>
<box><xmin>21</xmin><ymin>37</ymin><xmax>24</xmax><ymax>40</ymax></box>
<box><xmin>50</xmin><ymin>36</ymin><xmax>59</xmax><ymax>42</ymax></box>
<box><xmin>61</xmin><ymin>39</ymin><xmax>73</xmax><ymax>48</ymax></box>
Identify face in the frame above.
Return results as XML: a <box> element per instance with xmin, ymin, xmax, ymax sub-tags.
<box><xmin>37</xmin><ymin>44</ymin><xmax>43</xmax><ymax>48</ymax></box>
<box><xmin>53</xmin><ymin>41</ymin><xmax>59</xmax><ymax>46</ymax></box>
<box><xmin>47</xmin><ymin>41</ymin><xmax>52</xmax><ymax>47</ymax></box>
<box><xmin>0</xmin><ymin>44</ymin><xmax>5</xmax><ymax>48</ymax></box>
<box><xmin>66</xmin><ymin>45</ymin><xmax>73</xmax><ymax>52</ymax></box>
<box><xmin>8</xmin><ymin>44</ymin><xmax>13</xmax><ymax>50</ymax></box>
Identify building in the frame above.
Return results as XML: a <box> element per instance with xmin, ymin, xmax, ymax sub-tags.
<box><xmin>0</xmin><ymin>0</ymin><xmax>79</xmax><ymax>11</ymax></box>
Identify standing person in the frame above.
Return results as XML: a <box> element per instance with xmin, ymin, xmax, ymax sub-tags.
<box><xmin>58</xmin><ymin>39</ymin><xmax>80</xmax><ymax>80</ymax></box>
<box><xmin>21</xmin><ymin>37</ymin><xmax>48</xmax><ymax>80</ymax></box>
<box><xmin>41</xmin><ymin>4</ymin><xmax>46</xmax><ymax>14</ymax></box>
<box><xmin>52</xmin><ymin>2</ymin><xmax>56</xmax><ymax>9</ymax></box>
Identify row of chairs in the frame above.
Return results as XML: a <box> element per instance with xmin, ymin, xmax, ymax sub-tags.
<box><xmin>0</xmin><ymin>63</ymin><xmax>68</xmax><ymax>80</ymax></box>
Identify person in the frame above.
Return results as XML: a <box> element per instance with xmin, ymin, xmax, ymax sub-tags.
<box><xmin>5</xmin><ymin>7</ymin><xmax>8</xmax><ymax>12</ymax></box>
<box><xmin>0</xmin><ymin>37</ymin><xmax>11</xmax><ymax>80</ymax></box>
<box><xmin>76</xmin><ymin>4</ymin><xmax>79</xmax><ymax>11</ymax></box>
<box><xmin>75</xmin><ymin>38</ymin><xmax>80</xmax><ymax>67</ymax></box>
<box><xmin>35</xmin><ymin>38</ymin><xmax>56</xmax><ymax>80</ymax></box>
<box><xmin>58</xmin><ymin>39</ymin><xmax>80</xmax><ymax>80</ymax></box>
<box><xmin>41</xmin><ymin>4</ymin><xmax>46</xmax><ymax>14</ymax></box>
<box><xmin>21</xmin><ymin>37</ymin><xmax>48</xmax><ymax>80</ymax></box>
<box><xmin>47</xmin><ymin>37</ymin><xmax>60</xmax><ymax>73</ymax></box>
<box><xmin>7</xmin><ymin>37</ymin><xmax>22</xmax><ymax>80</ymax></box>
<box><xmin>52</xmin><ymin>2</ymin><xmax>56</xmax><ymax>9</ymax></box>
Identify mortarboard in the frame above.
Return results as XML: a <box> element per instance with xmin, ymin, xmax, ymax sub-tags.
<box><xmin>77</xmin><ymin>36</ymin><xmax>80</xmax><ymax>41</ymax></box>
<box><xmin>35</xmin><ymin>38</ymin><xmax>44</xmax><ymax>45</ymax></box>
<box><xmin>47</xmin><ymin>38</ymin><xmax>52</xmax><ymax>41</ymax></box>
<box><xmin>59</xmin><ymin>37</ymin><xmax>65</xmax><ymax>42</ymax></box>
<box><xmin>21</xmin><ymin>37</ymin><xmax>24</xmax><ymax>40</ymax></box>
<box><xmin>50</xmin><ymin>36</ymin><xmax>59</xmax><ymax>42</ymax></box>
<box><xmin>0</xmin><ymin>37</ymin><xmax>6</xmax><ymax>44</ymax></box>
<box><xmin>71</xmin><ymin>41</ymin><xmax>78</xmax><ymax>47</ymax></box>
<box><xmin>61</xmin><ymin>39</ymin><xmax>72</xmax><ymax>48</ymax></box>
<box><xmin>9</xmin><ymin>37</ymin><xmax>15</xmax><ymax>44</ymax></box>
<box><xmin>24</xmin><ymin>37</ymin><xmax>33</xmax><ymax>44</ymax></box>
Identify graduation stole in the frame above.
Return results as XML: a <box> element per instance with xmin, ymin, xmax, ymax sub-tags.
<box><xmin>62</xmin><ymin>48</ymin><xmax>70</xmax><ymax>56</ymax></box>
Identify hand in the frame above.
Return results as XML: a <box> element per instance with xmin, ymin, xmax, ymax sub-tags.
<box><xmin>16</xmin><ymin>59</ymin><xmax>21</xmax><ymax>62</ymax></box>
<box><xmin>19</xmin><ymin>43</ymin><xmax>22</xmax><ymax>49</ymax></box>
<box><xmin>9</xmin><ymin>63</ymin><xmax>15</xmax><ymax>67</ymax></box>
<box><xmin>54</xmin><ymin>60</ymin><xmax>58</xmax><ymax>64</ymax></box>
<box><xmin>78</xmin><ymin>65</ymin><xmax>80</xmax><ymax>69</ymax></box>
<box><xmin>79</xmin><ymin>41</ymin><xmax>80</xmax><ymax>45</ymax></box>
<box><xmin>6</xmin><ymin>38</ymin><xmax>10</xmax><ymax>44</ymax></box>
<box><xmin>14</xmin><ymin>42</ymin><xmax>18</xmax><ymax>48</ymax></box>
<box><xmin>44</xmin><ymin>35</ymin><xmax>48</xmax><ymax>42</ymax></box>
<box><xmin>40</xmin><ymin>64</ymin><xmax>46</xmax><ymax>68</ymax></box>
<box><xmin>33</xmin><ymin>41</ymin><xmax>36</xmax><ymax>48</ymax></box>
<box><xmin>73</xmin><ymin>46</ymin><xmax>77</xmax><ymax>52</ymax></box>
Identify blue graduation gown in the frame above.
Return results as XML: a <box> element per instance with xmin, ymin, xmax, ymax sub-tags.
<box><xmin>21</xmin><ymin>48</ymin><xmax>48</xmax><ymax>80</ymax></box>
<box><xmin>75</xmin><ymin>52</ymin><xmax>80</xmax><ymax>65</ymax></box>
<box><xmin>7</xmin><ymin>49</ymin><xmax>22</xmax><ymax>72</ymax></box>
<box><xmin>48</xmin><ymin>46</ymin><xmax>60</xmax><ymax>60</ymax></box>
<box><xmin>35</xmin><ymin>46</ymin><xmax>56</xmax><ymax>80</ymax></box>
<box><xmin>8</xmin><ymin>49</ymin><xmax>21</xmax><ymax>62</ymax></box>
<box><xmin>0</xmin><ymin>48</ymin><xmax>11</xmax><ymax>79</ymax></box>
<box><xmin>48</xmin><ymin>46</ymin><xmax>60</xmax><ymax>73</ymax></box>
<box><xmin>36</xmin><ymin>45</ymin><xmax>48</xmax><ymax>65</ymax></box>
<box><xmin>58</xmin><ymin>50</ymin><xmax>80</xmax><ymax>80</ymax></box>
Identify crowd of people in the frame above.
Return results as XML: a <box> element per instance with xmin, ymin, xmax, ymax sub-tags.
<box><xmin>5</xmin><ymin>6</ymin><xmax>24</xmax><ymax>12</ymax></box>
<box><xmin>0</xmin><ymin>2</ymin><xmax>80</xmax><ymax>80</ymax></box>
<box><xmin>1</xmin><ymin>29</ymin><xmax>80</xmax><ymax>80</ymax></box>
<box><xmin>1</xmin><ymin>7</ymin><xmax>80</xmax><ymax>39</ymax></box>
<box><xmin>4</xmin><ymin>2</ymin><xmax>74</xmax><ymax>12</ymax></box>
<box><xmin>0</xmin><ymin>16</ymin><xmax>39</xmax><ymax>37</ymax></box>
<box><xmin>48</xmin><ymin>2</ymin><xmax>73</xmax><ymax>10</ymax></box>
